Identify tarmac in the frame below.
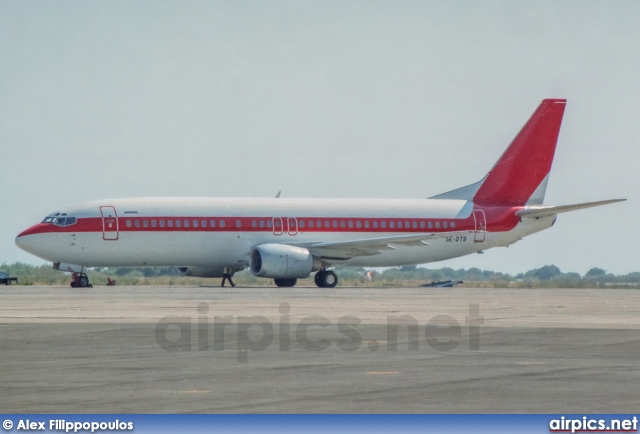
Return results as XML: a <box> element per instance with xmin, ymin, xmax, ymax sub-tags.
<box><xmin>1</xmin><ymin>285</ymin><xmax>639</xmax><ymax>413</ymax></box>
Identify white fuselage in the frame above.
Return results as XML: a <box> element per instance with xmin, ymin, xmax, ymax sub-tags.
<box><xmin>16</xmin><ymin>197</ymin><xmax>554</xmax><ymax>270</ymax></box>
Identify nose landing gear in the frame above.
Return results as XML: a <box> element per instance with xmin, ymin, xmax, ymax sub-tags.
<box><xmin>70</xmin><ymin>272</ymin><xmax>93</xmax><ymax>288</ymax></box>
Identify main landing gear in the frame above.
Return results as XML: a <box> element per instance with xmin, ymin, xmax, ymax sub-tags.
<box><xmin>271</xmin><ymin>270</ymin><xmax>338</xmax><ymax>288</ymax></box>
<box><xmin>70</xmin><ymin>272</ymin><xmax>93</xmax><ymax>288</ymax></box>
<box><xmin>274</xmin><ymin>278</ymin><xmax>297</xmax><ymax>288</ymax></box>
<box><xmin>315</xmin><ymin>269</ymin><xmax>338</xmax><ymax>288</ymax></box>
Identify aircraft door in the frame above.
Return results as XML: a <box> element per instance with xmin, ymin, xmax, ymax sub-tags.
<box><xmin>287</xmin><ymin>217</ymin><xmax>298</xmax><ymax>236</ymax></box>
<box><xmin>272</xmin><ymin>217</ymin><xmax>283</xmax><ymax>236</ymax></box>
<box><xmin>100</xmin><ymin>206</ymin><xmax>119</xmax><ymax>240</ymax></box>
<box><xmin>473</xmin><ymin>209</ymin><xmax>486</xmax><ymax>242</ymax></box>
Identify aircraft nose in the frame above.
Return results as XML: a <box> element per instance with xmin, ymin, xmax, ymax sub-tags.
<box><xmin>15</xmin><ymin>235</ymin><xmax>31</xmax><ymax>257</ymax></box>
<box><xmin>15</xmin><ymin>231</ymin><xmax>33</xmax><ymax>252</ymax></box>
<box><xmin>15</xmin><ymin>225</ymin><xmax>44</xmax><ymax>254</ymax></box>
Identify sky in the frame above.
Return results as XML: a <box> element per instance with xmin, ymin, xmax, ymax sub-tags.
<box><xmin>1</xmin><ymin>1</ymin><xmax>638</xmax><ymax>276</ymax></box>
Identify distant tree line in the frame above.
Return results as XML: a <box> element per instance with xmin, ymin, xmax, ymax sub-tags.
<box><xmin>342</xmin><ymin>264</ymin><xmax>640</xmax><ymax>288</ymax></box>
<box><xmin>1</xmin><ymin>262</ymin><xmax>639</xmax><ymax>288</ymax></box>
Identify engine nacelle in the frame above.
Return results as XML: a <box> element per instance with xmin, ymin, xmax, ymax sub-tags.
<box><xmin>177</xmin><ymin>266</ymin><xmax>229</xmax><ymax>278</ymax></box>
<box><xmin>250</xmin><ymin>244</ymin><xmax>322</xmax><ymax>279</ymax></box>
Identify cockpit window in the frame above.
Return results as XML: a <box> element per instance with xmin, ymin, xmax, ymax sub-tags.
<box><xmin>42</xmin><ymin>215</ymin><xmax>77</xmax><ymax>227</ymax></box>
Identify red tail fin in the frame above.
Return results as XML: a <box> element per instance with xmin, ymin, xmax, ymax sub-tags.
<box><xmin>473</xmin><ymin>99</ymin><xmax>566</xmax><ymax>206</ymax></box>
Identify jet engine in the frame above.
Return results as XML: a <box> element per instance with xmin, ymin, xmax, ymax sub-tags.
<box><xmin>250</xmin><ymin>244</ymin><xmax>322</xmax><ymax>278</ymax></box>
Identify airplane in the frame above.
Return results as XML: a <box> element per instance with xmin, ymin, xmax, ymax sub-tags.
<box><xmin>15</xmin><ymin>99</ymin><xmax>625</xmax><ymax>288</ymax></box>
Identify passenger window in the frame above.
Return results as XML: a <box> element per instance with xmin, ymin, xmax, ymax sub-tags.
<box><xmin>443</xmin><ymin>222</ymin><xmax>448</xmax><ymax>229</ymax></box>
<box><xmin>135</xmin><ymin>220</ymin><xmax>140</xmax><ymax>228</ymax></box>
<box><xmin>236</xmin><ymin>220</ymin><xmax>241</xmax><ymax>228</ymax></box>
<box><xmin>126</xmin><ymin>220</ymin><xmax>132</xmax><ymax>228</ymax></box>
<box><xmin>252</xmin><ymin>220</ymin><xmax>257</xmax><ymax>228</ymax></box>
<box><xmin>168</xmin><ymin>220</ymin><xmax>173</xmax><ymax>228</ymax></box>
<box><xmin>201</xmin><ymin>220</ymin><xmax>207</xmax><ymax>228</ymax></box>
<box><xmin>143</xmin><ymin>220</ymin><xmax>149</xmax><ymax>228</ymax></box>
<box><xmin>324</xmin><ymin>221</ymin><xmax>330</xmax><ymax>228</ymax></box>
<box><xmin>220</xmin><ymin>220</ymin><xmax>225</xmax><ymax>228</ymax></box>
<box><xmin>299</xmin><ymin>220</ymin><xmax>305</xmax><ymax>229</ymax></box>
<box><xmin>397</xmin><ymin>222</ymin><xmax>403</xmax><ymax>229</ymax></box>
<box><xmin>451</xmin><ymin>221</ymin><xmax>456</xmax><ymax>229</ymax></box>
<box><xmin>420</xmin><ymin>221</ymin><xmax>425</xmax><ymax>229</ymax></box>
<box><xmin>381</xmin><ymin>221</ymin><xmax>387</xmax><ymax>229</ymax></box>
<box><xmin>193</xmin><ymin>220</ymin><xmax>199</xmax><ymax>228</ymax></box>
<box><xmin>184</xmin><ymin>220</ymin><xmax>190</xmax><ymax>228</ymax></box>
<box><xmin>160</xmin><ymin>220</ymin><xmax>165</xmax><ymax>228</ymax></box>
<box><xmin>317</xmin><ymin>220</ymin><xmax>322</xmax><ymax>228</ymax></box>
<box><xmin>356</xmin><ymin>221</ymin><xmax>362</xmax><ymax>229</ymax></box>
<box><xmin>308</xmin><ymin>220</ymin><xmax>314</xmax><ymax>228</ymax></box>
<box><xmin>340</xmin><ymin>221</ymin><xmax>346</xmax><ymax>229</ymax></box>
<box><xmin>435</xmin><ymin>222</ymin><xmax>440</xmax><ymax>229</ymax></box>
<box><xmin>151</xmin><ymin>220</ymin><xmax>157</xmax><ymax>228</ymax></box>
<box><xmin>428</xmin><ymin>221</ymin><xmax>433</xmax><ymax>229</ymax></box>
<box><xmin>373</xmin><ymin>221</ymin><xmax>378</xmax><ymax>229</ymax></box>
<box><xmin>348</xmin><ymin>221</ymin><xmax>354</xmax><ymax>228</ymax></box>
<box><xmin>266</xmin><ymin>220</ymin><xmax>272</xmax><ymax>228</ymax></box>
<box><xmin>210</xmin><ymin>220</ymin><xmax>216</xmax><ymax>228</ymax></box>
<box><xmin>260</xmin><ymin>220</ymin><xmax>265</xmax><ymax>228</ymax></box>
<box><xmin>390</xmin><ymin>222</ymin><xmax>395</xmax><ymax>229</ymax></box>
<box><xmin>364</xmin><ymin>221</ymin><xmax>370</xmax><ymax>229</ymax></box>
<box><xmin>412</xmin><ymin>221</ymin><xmax>417</xmax><ymax>229</ymax></box>
<box><xmin>176</xmin><ymin>220</ymin><xmax>182</xmax><ymax>228</ymax></box>
<box><xmin>332</xmin><ymin>220</ymin><xmax>338</xmax><ymax>228</ymax></box>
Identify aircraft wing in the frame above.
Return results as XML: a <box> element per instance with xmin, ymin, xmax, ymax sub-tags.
<box><xmin>516</xmin><ymin>199</ymin><xmax>626</xmax><ymax>219</ymax></box>
<box><xmin>291</xmin><ymin>231</ymin><xmax>475</xmax><ymax>260</ymax></box>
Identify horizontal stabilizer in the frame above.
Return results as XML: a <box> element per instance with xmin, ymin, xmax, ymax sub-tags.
<box><xmin>516</xmin><ymin>199</ymin><xmax>626</xmax><ymax>219</ymax></box>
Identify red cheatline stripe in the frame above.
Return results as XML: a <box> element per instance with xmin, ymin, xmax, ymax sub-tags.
<box><xmin>19</xmin><ymin>209</ymin><xmax>522</xmax><ymax>236</ymax></box>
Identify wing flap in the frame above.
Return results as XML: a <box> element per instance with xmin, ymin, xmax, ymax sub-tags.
<box><xmin>299</xmin><ymin>231</ymin><xmax>474</xmax><ymax>260</ymax></box>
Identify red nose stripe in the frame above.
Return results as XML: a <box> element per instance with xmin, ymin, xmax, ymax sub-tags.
<box><xmin>17</xmin><ymin>224</ymin><xmax>50</xmax><ymax>238</ymax></box>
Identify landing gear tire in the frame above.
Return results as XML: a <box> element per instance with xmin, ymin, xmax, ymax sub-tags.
<box><xmin>274</xmin><ymin>278</ymin><xmax>297</xmax><ymax>288</ymax></box>
<box><xmin>71</xmin><ymin>273</ymin><xmax>93</xmax><ymax>288</ymax></box>
<box><xmin>315</xmin><ymin>270</ymin><xmax>338</xmax><ymax>288</ymax></box>
<box><xmin>79</xmin><ymin>275</ymin><xmax>90</xmax><ymax>288</ymax></box>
